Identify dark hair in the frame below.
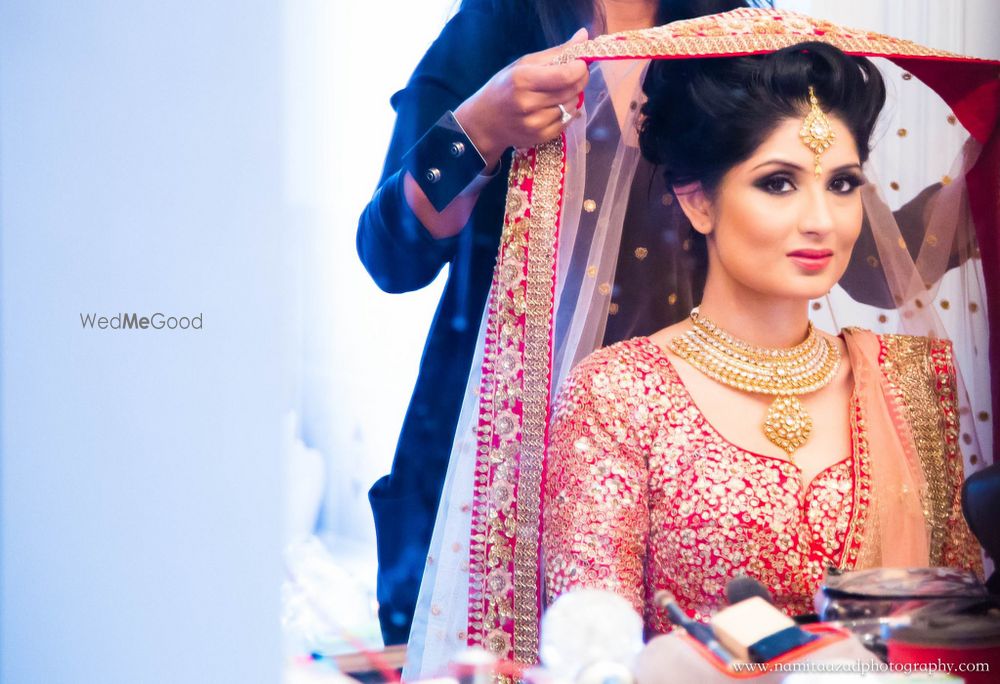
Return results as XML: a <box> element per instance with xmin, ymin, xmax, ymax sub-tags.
<box><xmin>638</xmin><ymin>41</ymin><xmax>887</xmax><ymax>194</ymax></box>
<box><xmin>486</xmin><ymin>0</ymin><xmax>765</xmax><ymax>48</ymax></box>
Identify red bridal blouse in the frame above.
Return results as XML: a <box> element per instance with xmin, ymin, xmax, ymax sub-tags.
<box><xmin>543</xmin><ymin>336</ymin><xmax>981</xmax><ymax>633</ymax></box>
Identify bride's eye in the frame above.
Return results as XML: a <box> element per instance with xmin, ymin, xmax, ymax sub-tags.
<box><xmin>754</xmin><ymin>174</ymin><xmax>796</xmax><ymax>195</ymax></box>
<box><xmin>830</xmin><ymin>173</ymin><xmax>866</xmax><ymax>194</ymax></box>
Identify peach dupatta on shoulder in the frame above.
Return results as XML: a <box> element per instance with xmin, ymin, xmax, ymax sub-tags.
<box><xmin>842</xmin><ymin>327</ymin><xmax>930</xmax><ymax>568</ymax></box>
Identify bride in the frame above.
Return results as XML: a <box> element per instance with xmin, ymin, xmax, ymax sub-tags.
<box><xmin>543</xmin><ymin>41</ymin><xmax>981</xmax><ymax>631</ymax></box>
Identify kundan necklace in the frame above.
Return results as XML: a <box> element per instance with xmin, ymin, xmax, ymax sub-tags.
<box><xmin>668</xmin><ymin>308</ymin><xmax>841</xmax><ymax>459</ymax></box>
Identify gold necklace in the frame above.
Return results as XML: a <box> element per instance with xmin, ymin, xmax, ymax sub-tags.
<box><xmin>667</xmin><ymin>308</ymin><xmax>841</xmax><ymax>459</ymax></box>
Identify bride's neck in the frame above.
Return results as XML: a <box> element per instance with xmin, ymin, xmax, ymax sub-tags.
<box><xmin>597</xmin><ymin>0</ymin><xmax>659</xmax><ymax>34</ymax></box>
<box><xmin>695</xmin><ymin>282</ymin><xmax>814</xmax><ymax>350</ymax></box>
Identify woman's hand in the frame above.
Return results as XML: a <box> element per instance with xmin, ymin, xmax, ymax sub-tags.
<box><xmin>455</xmin><ymin>28</ymin><xmax>590</xmax><ymax>168</ymax></box>
<box><xmin>405</xmin><ymin>29</ymin><xmax>589</xmax><ymax>239</ymax></box>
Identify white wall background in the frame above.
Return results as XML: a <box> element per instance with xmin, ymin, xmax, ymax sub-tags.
<box><xmin>1</xmin><ymin>2</ymin><xmax>289</xmax><ymax>683</ymax></box>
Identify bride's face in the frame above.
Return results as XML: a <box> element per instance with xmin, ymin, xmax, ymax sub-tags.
<box><xmin>683</xmin><ymin>115</ymin><xmax>865</xmax><ymax>303</ymax></box>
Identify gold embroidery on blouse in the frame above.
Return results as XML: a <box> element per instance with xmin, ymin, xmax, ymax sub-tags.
<box><xmin>544</xmin><ymin>339</ymin><xmax>869</xmax><ymax>632</ymax></box>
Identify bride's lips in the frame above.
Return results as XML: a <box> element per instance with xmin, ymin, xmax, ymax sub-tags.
<box><xmin>788</xmin><ymin>249</ymin><xmax>834</xmax><ymax>271</ymax></box>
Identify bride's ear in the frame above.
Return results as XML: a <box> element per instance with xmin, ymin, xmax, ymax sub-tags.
<box><xmin>672</xmin><ymin>183</ymin><xmax>714</xmax><ymax>235</ymax></box>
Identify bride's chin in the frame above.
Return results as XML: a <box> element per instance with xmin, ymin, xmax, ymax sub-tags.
<box><xmin>778</xmin><ymin>273</ymin><xmax>842</xmax><ymax>300</ymax></box>
<box><xmin>758</xmin><ymin>282</ymin><xmax>837</xmax><ymax>304</ymax></box>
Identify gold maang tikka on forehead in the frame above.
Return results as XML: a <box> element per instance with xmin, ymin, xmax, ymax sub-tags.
<box><xmin>799</xmin><ymin>86</ymin><xmax>836</xmax><ymax>177</ymax></box>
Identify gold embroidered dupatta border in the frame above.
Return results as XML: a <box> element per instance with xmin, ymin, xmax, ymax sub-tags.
<box><xmin>465</xmin><ymin>7</ymin><xmax>1000</xmax><ymax>668</ymax></box>
<box><xmin>468</xmin><ymin>145</ymin><xmax>565</xmax><ymax>664</ymax></box>
<box><xmin>878</xmin><ymin>335</ymin><xmax>979</xmax><ymax>570</ymax></box>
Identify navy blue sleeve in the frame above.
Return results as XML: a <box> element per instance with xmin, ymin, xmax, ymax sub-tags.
<box><xmin>356</xmin><ymin>1</ymin><xmax>514</xmax><ymax>294</ymax></box>
<box><xmin>357</xmin><ymin>169</ymin><xmax>459</xmax><ymax>293</ymax></box>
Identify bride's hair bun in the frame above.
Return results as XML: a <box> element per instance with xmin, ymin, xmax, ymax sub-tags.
<box><xmin>638</xmin><ymin>41</ymin><xmax>886</xmax><ymax>194</ymax></box>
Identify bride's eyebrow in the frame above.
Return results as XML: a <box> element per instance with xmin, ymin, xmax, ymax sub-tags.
<box><xmin>830</xmin><ymin>163</ymin><xmax>864</xmax><ymax>173</ymax></box>
<box><xmin>749</xmin><ymin>159</ymin><xmax>804</xmax><ymax>172</ymax></box>
<box><xmin>749</xmin><ymin>160</ymin><xmax>863</xmax><ymax>174</ymax></box>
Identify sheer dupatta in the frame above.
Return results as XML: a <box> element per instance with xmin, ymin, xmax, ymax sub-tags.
<box><xmin>405</xmin><ymin>8</ymin><xmax>1000</xmax><ymax>679</ymax></box>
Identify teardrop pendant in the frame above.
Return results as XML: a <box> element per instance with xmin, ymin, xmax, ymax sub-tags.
<box><xmin>762</xmin><ymin>395</ymin><xmax>813</xmax><ymax>459</ymax></box>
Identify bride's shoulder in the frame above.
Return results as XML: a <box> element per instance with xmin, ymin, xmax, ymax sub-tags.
<box><xmin>557</xmin><ymin>337</ymin><xmax>667</xmax><ymax>400</ymax></box>
<box><xmin>569</xmin><ymin>337</ymin><xmax>662</xmax><ymax>378</ymax></box>
<box><xmin>553</xmin><ymin>337</ymin><xmax>667</xmax><ymax>425</ymax></box>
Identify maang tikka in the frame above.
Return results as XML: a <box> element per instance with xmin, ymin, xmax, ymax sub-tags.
<box><xmin>799</xmin><ymin>85</ymin><xmax>835</xmax><ymax>177</ymax></box>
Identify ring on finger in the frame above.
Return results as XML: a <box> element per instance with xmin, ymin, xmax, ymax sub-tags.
<box><xmin>557</xmin><ymin>103</ymin><xmax>573</xmax><ymax>124</ymax></box>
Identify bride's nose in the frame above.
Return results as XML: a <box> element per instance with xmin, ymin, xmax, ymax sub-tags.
<box><xmin>798</xmin><ymin>185</ymin><xmax>836</xmax><ymax>237</ymax></box>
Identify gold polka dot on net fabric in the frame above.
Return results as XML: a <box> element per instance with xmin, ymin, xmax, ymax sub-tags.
<box><xmin>890</xmin><ymin>182</ymin><xmax>900</xmax><ymax>191</ymax></box>
<box><xmin>867</xmin><ymin>255</ymin><xmax>879</xmax><ymax>267</ymax></box>
<box><xmin>587</xmin><ymin>265</ymin><xmax>598</xmax><ymax>278</ymax></box>
<box><xmin>963</xmin><ymin>433</ymin><xmax>973</xmax><ymax>445</ymax></box>
<box><xmin>897</xmin><ymin>128</ymin><xmax>908</xmax><ymax>137</ymax></box>
<box><xmin>584</xmin><ymin>199</ymin><xmax>598</xmax><ymax>213</ymax></box>
<box><xmin>598</xmin><ymin>282</ymin><xmax>611</xmax><ymax>295</ymax></box>
<box><xmin>878</xmin><ymin>314</ymin><xmax>888</xmax><ymax>324</ymax></box>
<box><xmin>970</xmin><ymin>302</ymin><xmax>979</xmax><ymax>313</ymax></box>
<box><xmin>940</xmin><ymin>300</ymin><xmax>950</xmax><ymax>310</ymax></box>
<box><xmin>970</xmin><ymin>455</ymin><xmax>979</xmax><ymax>466</ymax></box>
<box><xmin>634</xmin><ymin>247</ymin><xmax>648</xmax><ymax>260</ymax></box>
<box><xmin>947</xmin><ymin>114</ymin><xmax>957</xmax><ymax>125</ymax></box>
<box><xmin>812</xmin><ymin>302</ymin><xmax>822</xmax><ymax>310</ymax></box>
<box><xmin>661</xmin><ymin>193</ymin><xmax>674</xmax><ymax>206</ymax></box>
<box><xmin>977</xmin><ymin>411</ymin><xmax>990</xmax><ymax>422</ymax></box>
<box><xmin>609</xmin><ymin>302</ymin><xmax>620</xmax><ymax>315</ymax></box>
<box><xmin>902</xmin><ymin>72</ymin><xmax>913</xmax><ymax>81</ymax></box>
<box><xmin>667</xmin><ymin>293</ymin><xmax>677</xmax><ymax>306</ymax></box>
<box><xmin>942</xmin><ymin>175</ymin><xmax>953</xmax><ymax>186</ymax></box>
